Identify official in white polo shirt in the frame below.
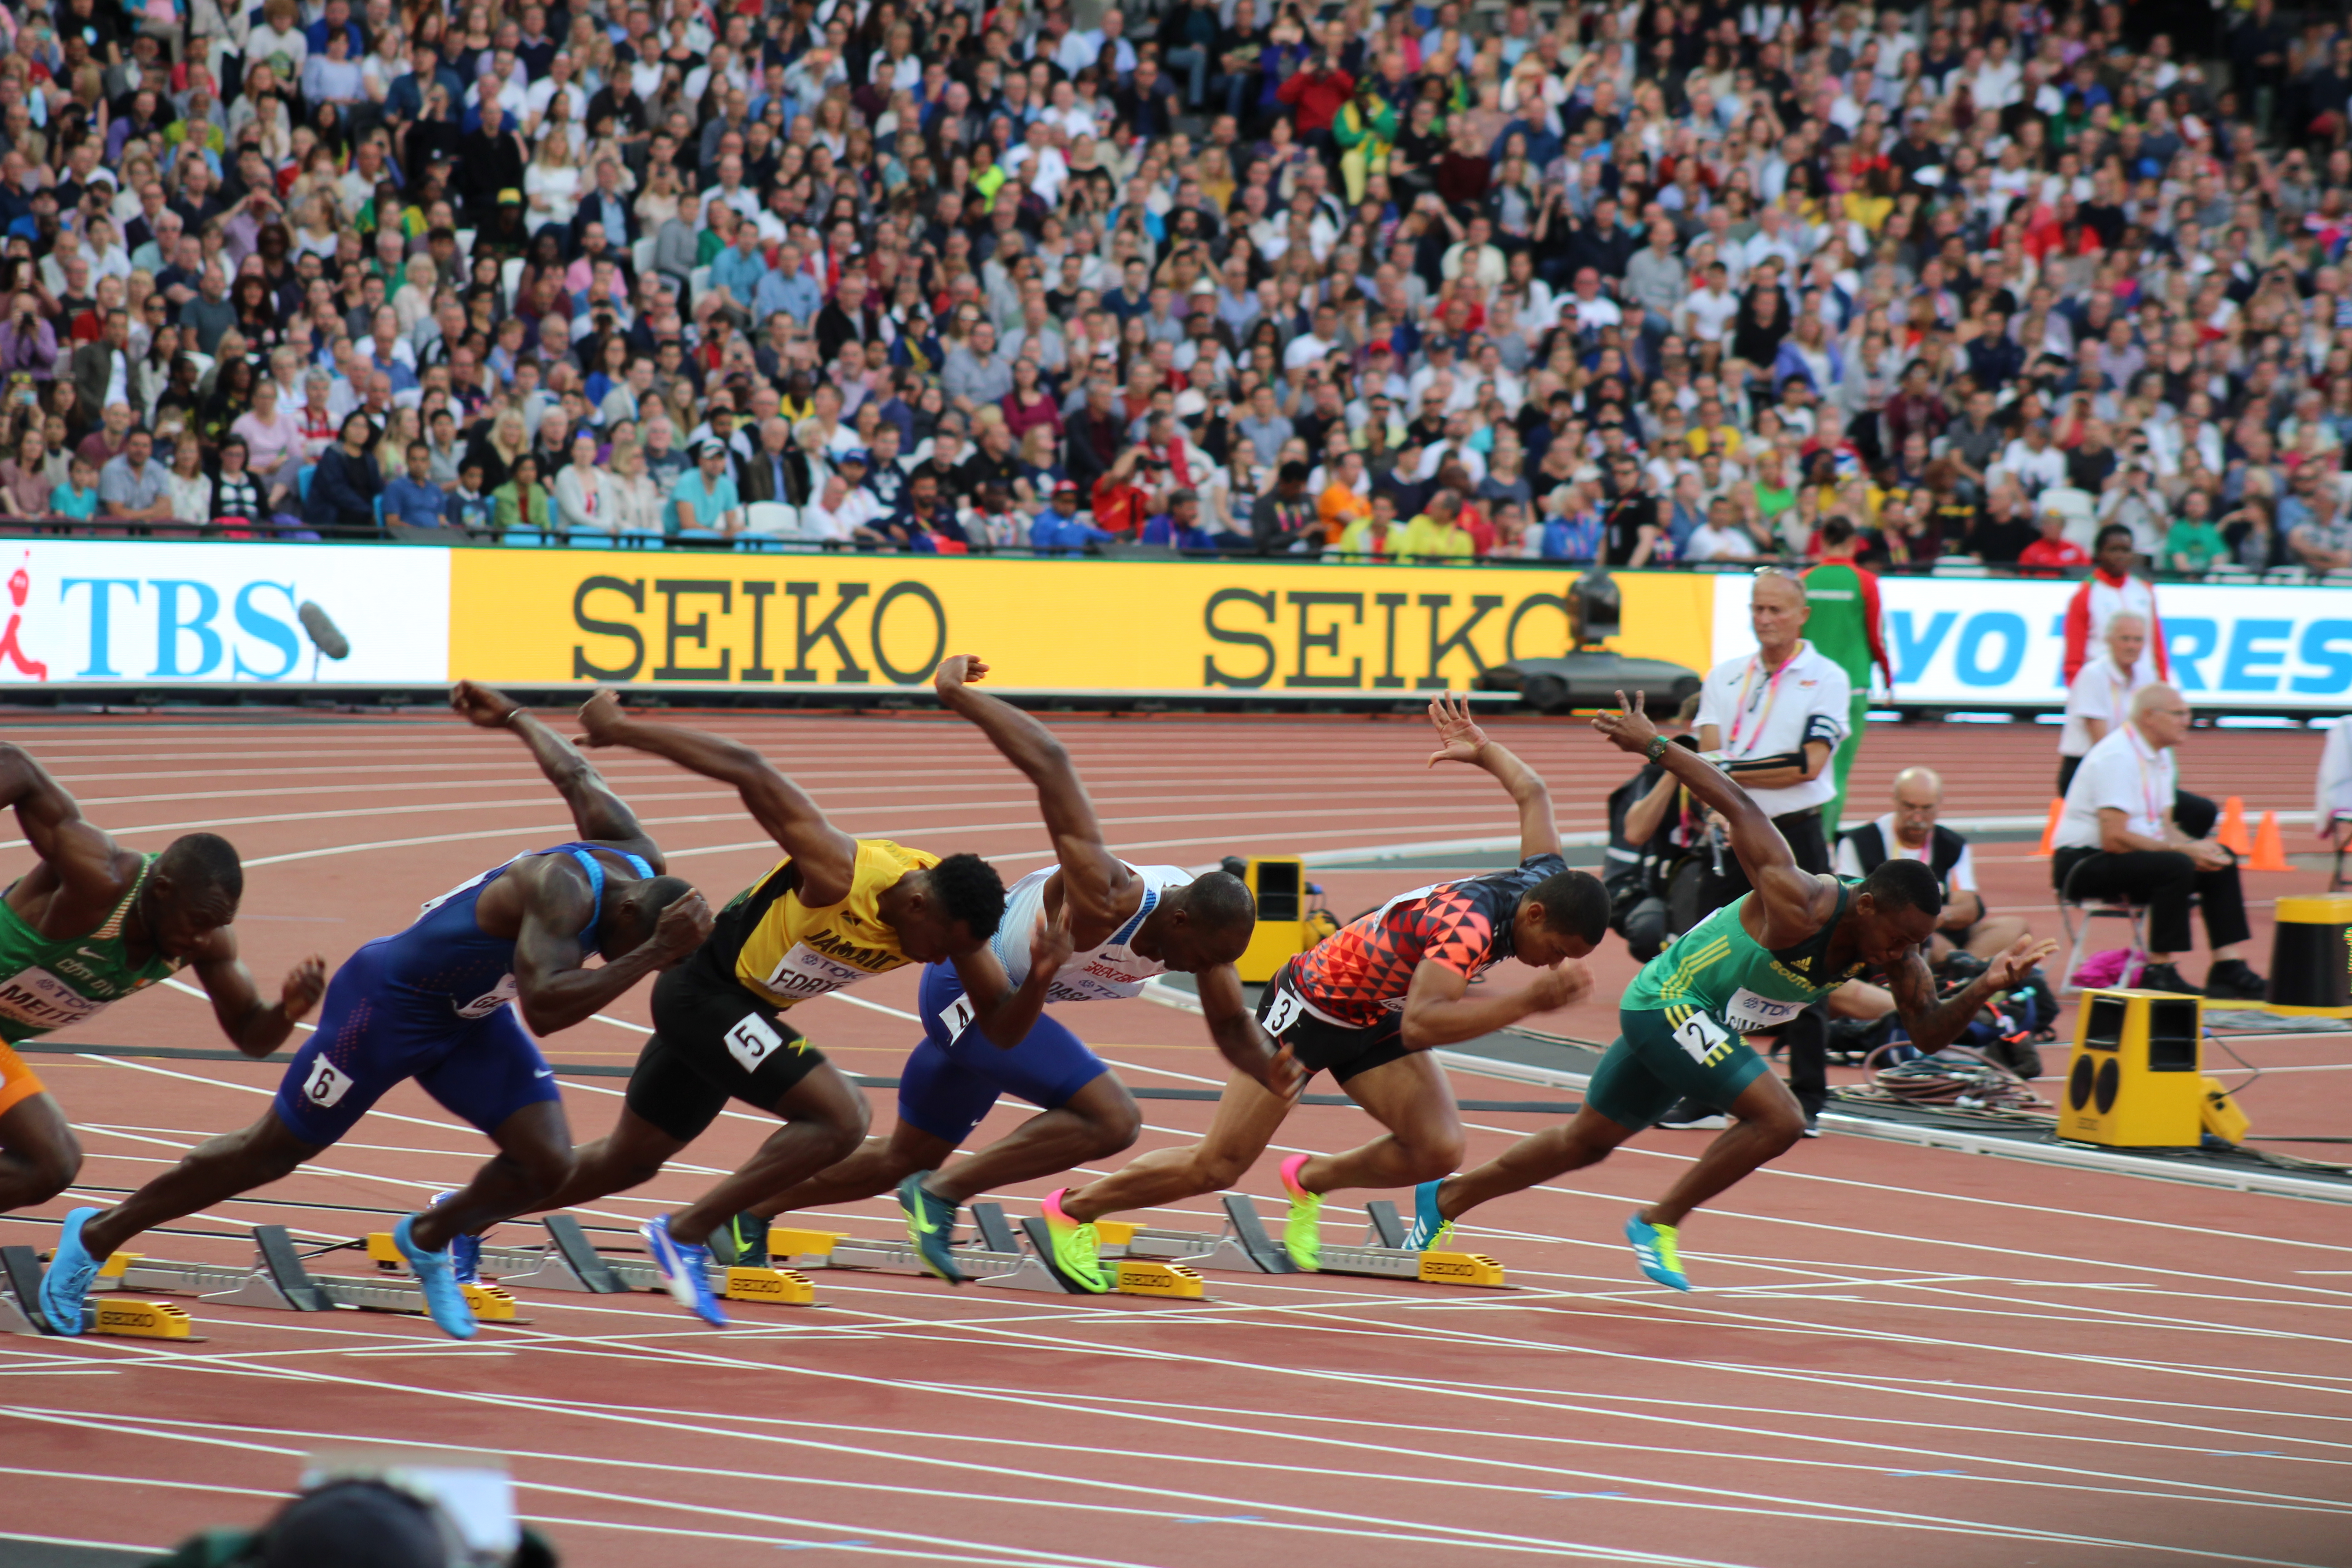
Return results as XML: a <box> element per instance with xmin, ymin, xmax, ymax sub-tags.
<box><xmin>2057</xmin><ymin>612</ymin><xmax>2154</xmax><ymax>796</ymax></box>
<box><xmin>1695</xmin><ymin>568</ymin><xmax>1852</xmax><ymax>886</ymax></box>
<box><xmin>1661</xmin><ymin>568</ymin><xmax>1849</xmax><ymax>1131</ymax></box>
<box><xmin>2050</xmin><ymin>684</ymin><xmax>2264</xmax><ymax>1000</ymax></box>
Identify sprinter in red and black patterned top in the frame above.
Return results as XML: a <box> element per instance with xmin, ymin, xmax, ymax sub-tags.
<box><xmin>1052</xmin><ymin>695</ymin><xmax>1611</xmax><ymax>1271</ymax></box>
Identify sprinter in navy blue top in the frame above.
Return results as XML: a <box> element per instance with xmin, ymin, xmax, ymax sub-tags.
<box><xmin>42</xmin><ymin>682</ymin><xmax>712</xmax><ymax>1340</ymax></box>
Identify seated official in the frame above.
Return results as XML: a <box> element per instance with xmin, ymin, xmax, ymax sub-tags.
<box><xmin>1836</xmin><ymin>765</ymin><xmax>2029</xmax><ymax>965</ymax></box>
<box><xmin>2050</xmin><ymin>684</ymin><xmax>2266</xmax><ymax>1000</ymax></box>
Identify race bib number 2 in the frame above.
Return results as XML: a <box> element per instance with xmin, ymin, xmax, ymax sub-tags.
<box><xmin>1671</xmin><ymin>1011</ymin><xmax>1734</xmax><ymax>1068</ymax></box>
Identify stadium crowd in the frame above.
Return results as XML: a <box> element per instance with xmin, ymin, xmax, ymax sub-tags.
<box><xmin>0</xmin><ymin>0</ymin><xmax>2347</xmax><ymax>572</ymax></box>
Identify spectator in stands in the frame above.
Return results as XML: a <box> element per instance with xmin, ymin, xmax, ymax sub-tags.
<box><xmin>383</xmin><ymin>442</ymin><xmax>451</xmax><ymax>530</ymax></box>
<box><xmin>98</xmin><ymin>429</ymin><xmax>172</xmax><ymax>528</ymax></box>
<box><xmin>306</xmin><ymin>413</ymin><xmax>384</xmax><ymax>535</ymax></box>
<box><xmin>1835</xmin><ymin>767</ymin><xmax>2030</xmax><ymax>965</ymax></box>
<box><xmin>2050</xmin><ymin>685</ymin><xmax>2265</xmax><ymax>1001</ymax></box>
<box><xmin>2288</xmin><ymin>488</ymin><xmax>2352</xmax><ymax>573</ymax></box>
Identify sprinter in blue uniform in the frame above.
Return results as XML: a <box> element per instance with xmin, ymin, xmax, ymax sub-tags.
<box><xmin>41</xmin><ymin>681</ymin><xmax>711</xmax><ymax>1339</ymax></box>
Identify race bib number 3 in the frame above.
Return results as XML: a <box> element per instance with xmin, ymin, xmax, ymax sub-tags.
<box><xmin>1261</xmin><ymin>986</ymin><xmax>1305</xmax><ymax>1038</ymax></box>
<box><xmin>1671</xmin><ymin>1011</ymin><xmax>1734</xmax><ymax>1067</ymax></box>
<box><xmin>725</xmin><ymin>1013</ymin><xmax>789</xmax><ymax>1074</ymax></box>
<box><xmin>301</xmin><ymin>1056</ymin><xmax>353</xmax><ymax>1108</ymax></box>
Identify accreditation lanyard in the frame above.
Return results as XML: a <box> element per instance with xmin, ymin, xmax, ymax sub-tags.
<box><xmin>2122</xmin><ymin>727</ymin><xmax>2169</xmax><ymax>834</ymax></box>
<box><xmin>1724</xmin><ymin>644</ymin><xmax>1803</xmax><ymax>757</ymax></box>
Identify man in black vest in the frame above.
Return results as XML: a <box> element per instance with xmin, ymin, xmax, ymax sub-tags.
<box><xmin>1834</xmin><ymin>766</ymin><xmax>2029</xmax><ymax>966</ymax></box>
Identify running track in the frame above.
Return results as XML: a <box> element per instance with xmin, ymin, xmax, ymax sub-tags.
<box><xmin>1</xmin><ymin>710</ymin><xmax>2348</xmax><ymax>1568</ymax></box>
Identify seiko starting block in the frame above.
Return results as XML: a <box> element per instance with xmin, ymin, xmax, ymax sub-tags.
<box><xmin>362</xmin><ymin>1215</ymin><xmax>816</xmax><ymax>1308</ymax></box>
<box><xmin>0</xmin><ymin>1244</ymin><xmax>203</xmax><ymax>1340</ymax></box>
<box><xmin>1106</xmin><ymin>1195</ymin><xmax>1507</xmax><ymax>1288</ymax></box>
<box><xmin>59</xmin><ymin>1226</ymin><xmax>525</xmax><ymax>1325</ymax></box>
<box><xmin>767</xmin><ymin>1201</ymin><xmax>1206</xmax><ymax>1299</ymax></box>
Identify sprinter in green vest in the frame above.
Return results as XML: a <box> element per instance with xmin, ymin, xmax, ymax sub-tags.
<box><xmin>1801</xmin><ymin>516</ymin><xmax>1893</xmax><ymax>837</ymax></box>
<box><xmin>1404</xmin><ymin>690</ymin><xmax>2055</xmax><ymax>1290</ymax></box>
<box><xmin>0</xmin><ymin>743</ymin><xmax>326</xmax><ymax>1221</ymax></box>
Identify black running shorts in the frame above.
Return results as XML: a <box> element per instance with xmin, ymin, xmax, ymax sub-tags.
<box><xmin>1255</xmin><ymin>959</ymin><xmax>1414</xmax><ymax>1084</ymax></box>
<box><xmin>622</xmin><ymin>958</ymin><xmax>831</xmax><ymax>1144</ymax></box>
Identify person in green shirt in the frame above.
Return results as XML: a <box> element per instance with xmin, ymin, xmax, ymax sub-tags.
<box><xmin>1398</xmin><ymin>490</ymin><xmax>1476</xmax><ymax>559</ymax></box>
<box><xmin>1404</xmin><ymin>690</ymin><xmax>2055</xmax><ymax>1289</ymax></box>
<box><xmin>491</xmin><ymin>452</ymin><xmax>553</xmax><ymax>536</ymax></box>
<box><xmin>2164</xmin><ymin>492</ymin><xmax>2228</xmax><ymax>575</ymax></box>
<box><xmin>1801</xmin><ymin>516</ymin><xmax>1893</xmax><ymax>837</ymax></box>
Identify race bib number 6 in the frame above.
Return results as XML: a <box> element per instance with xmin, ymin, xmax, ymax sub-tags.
<box><xmin>1671</xmin><ymin>1011</ymin><xmax>1733</xmax><ymax>1066</ymax></box>
<box><xmin>302</xmin><ymin>1057</ymin><xmax>353</xmax><ymax>1108</ymax></box>
<box><xmin>1261</xmin><ymin>985</ymin><xmax>1305</xmax><ymax>1038</ymax></box>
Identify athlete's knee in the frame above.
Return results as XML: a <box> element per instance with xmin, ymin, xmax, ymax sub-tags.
<box><xmin>1399</xmin><ymin>1125</ymin><xmax>1467</xmax><ymax>1182</ymax></box>
<box><xmin>20</xmin><ymin>1135</ymin><xmax>80</xmax><ymax>1202</ymax></box>
<box><xmin>793</xmin><ymin>1073</ymin><xmax>870</xmax><ymax>1160</ymax></box>
<box><xmin>572</xmin><ymin>1136</ymin><xmax>667</xmax><ymax>1196</ymax></box>
<box><xmin>1078</xmin><ymin>1093</ymin><xmax>1142</xmax><ymax>1156</ymax></box>
<box><xmin>1746</xmin><ymin>1101</ymin><xmax>1807</xmax><ymax>1155</ymax></box>
<box><xmin>1189</xmin><ymin>1146</ymin><xmax>1253</xmax><ymax>1192</ymax></box>
<box><xmin>509</xmin><ymin>1142</ymin><xmax>575</xmax><ymax>1199</ymax></box>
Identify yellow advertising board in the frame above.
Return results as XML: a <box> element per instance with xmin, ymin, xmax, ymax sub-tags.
<box><xmin>448</xmin><ymin>551</ymin><xmax>1716</xmax><ymax>695</ymax></box>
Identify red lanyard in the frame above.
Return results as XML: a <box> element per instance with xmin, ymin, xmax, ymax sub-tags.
<box><xmin>2123</xmin><ymin>727</ymin><xmax>2167</xmax><ymax>829</ymax></box>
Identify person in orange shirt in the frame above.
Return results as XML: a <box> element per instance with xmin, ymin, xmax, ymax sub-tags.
<box><xmin>1317</xmin><ymin>450</ymin><xmax>1371</xmax><ymax>543</ymax></box>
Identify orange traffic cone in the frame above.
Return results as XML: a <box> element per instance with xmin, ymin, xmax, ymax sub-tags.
<box><xmin>2248</xmin><ymin>810</ymin><xmax>2291</xmax><ymax>872</ymax></box>
<box><xmin>2216</xmin><ymin>795</ymin><xmax>2251</xmax><ymax>854</ymax></box>
<box><xmin>2034</xmin><ymin>798</ymin><xmax>2063</xmax><ymax>857</ymax></box>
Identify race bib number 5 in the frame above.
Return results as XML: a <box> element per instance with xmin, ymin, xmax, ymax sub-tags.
<box><xmin>725</xmin><ymin>1013</ymin><xmax>789</xmax><ymax>1074</ymax></box>
<box><xmin>1671</xmin><ymin>1011</ymin><xmax>1734</xmax><ymax>1067</ymax></box>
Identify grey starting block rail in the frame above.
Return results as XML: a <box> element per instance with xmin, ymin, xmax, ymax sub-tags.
<box><xmin>1110</xmin><ymin>1196</ymin><xmax>1508</xmax><ymax>1288</ymax></box>
<box><xmin>95</xmin><ymin>1225</ymin><xmax>528</xmax><ymax>1323</ymax></box>
<box><xmin>767</xmin><ymin>1202</ymin><xmax>1208</xmax><ymax>1299</ymax></box>
<box><xmin>0</xmin><ymin>1243</ymin><xmax>202</xmax><ymax>1340</ymax></box>
<box><xmin>460</xmin><ymin>1215</ymin><xmax>815</xmax><ymax>1306</ymax></box>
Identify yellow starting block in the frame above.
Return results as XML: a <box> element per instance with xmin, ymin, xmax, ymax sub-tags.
<box><xmin>1112</xmin><ymin>1260</ymin><xmax>1206</xmax><ymax>1298</ymax></box>
<box><xmin>91</xmin><ymin>1298</ymin><xmax>196</xmax><ymax>1338</ymax></box>
<box><xmin>765</xmin><ymin>1205</ymin><xmax>1211</xmax><ymax>1300</ymax></box>
<box><xmin>724</xmin><ymin>1266</ymin><xmax>816</xmax><ymax>1304</ymax></box>
<box><xmin>1416</xmin><ymin>1252</ymin><xmax>1508</xmax><ymax>1288</ymax></box>
<box><xmin>458</xmin><ymin>1282</ymin><xmax>519</xmax><ymax>1320</ymax></box>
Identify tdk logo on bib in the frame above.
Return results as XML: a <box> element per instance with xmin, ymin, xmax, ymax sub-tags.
<box><xmin>1723</xmin><ymin>988</ymin><xmax>1803</xmax><ymax>1030</ymax></box>
<box><xmin>0</xmin><ymin>968</ymin><xmax>108</xmax><ymax>1029</ymax></box>
<box><xmin>454</xmin><ymin>973</ymin><xmax>519</xmax><ymax>1019</ymax></box>
<box><xmin>764</xmin><ymin>943</ymin><xmax>866</xmax><ymax>1000</ymax></box>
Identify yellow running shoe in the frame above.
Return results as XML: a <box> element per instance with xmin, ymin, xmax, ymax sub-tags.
<box><xmin>1040</xmin><ymin>1188</ymin><xmax>1107</xmax><ymax>1293</ymax></box>
<box><xmin>1279</xmin><ymin>1152</ymin><xmax>1323</xmax><ymax>1270</ymax></box>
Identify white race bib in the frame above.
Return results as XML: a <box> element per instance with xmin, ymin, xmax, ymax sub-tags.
<box><xmin>0</xmin><ymin>967</ymin><xmax>108</xmax><ymax>1030</ymax></box>
<box><xmin>761</xmin><ymin>942</ymin><xmax>868</xmax><ymax>1002</ymax></box>
<box><xmin>725</xmin><ymin>1013</ymin><xmax>788</xmax><ymax>1074</ymax></box>
<box><xmin>301</xmin><ymin>1056</ymin><xmax>353</xmax><ymax>1107</ymax></box>
<box><xmin>1261</xmin><ymin>985</ymin><xmax>1305</xmax><ymax>1038</ymax></box>
<box><xmin>937</xmin><ymin>992</ymin><xmax>975</xmax><ymax>1043</ymax></box>
<box><xmin>454</xmin><ymin>973</ymin><xmax>518</xmax><ymax>1020</ymax></box>
<box><xmin>1671</xmin><ymin>1010</ymin><xmax>1734</xmax><ymax>1065</ymax></box>
<box><xmin>1723</xmin><ymin>987</ymin><xmax>1805</xmax><ymax>1031</ymax></box>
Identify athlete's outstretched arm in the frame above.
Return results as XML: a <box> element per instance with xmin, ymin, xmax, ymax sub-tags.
<box><xmin>1882</xmin><ymin>934</ymin><xmax>2060</xmax><ymax>1054</ymax></box>
<box><xmin>451</xmin><ymin>682</ymin><xmax>664</xmax><ymax>871</ymax></box>
<box><xmin>1196</xmin><ymin>963</ymin><xmax>1304</xmax><ymax>1094</ymax></box>
<box><xmin>934</xmin><ymin>655</ymin><xmax>1134</xmax><ymax>946</ymax></box>
<box><xmin>1424</xmin><ymin>693</ymin><xmax>1560</xmax><ymax>861</ymax></box>
<box><xmin>575</xmin><ymin>690</ymin><xmax>857</xmax><ymax>906</ymax></box>
<box><xmin>1595</xmin><ymin>691</ymin><xmax>1826</xmax><ymax>939</ymax></box>
<box><xmin>1399</xmin><ymin>958</ymin><xmax>1588</xmax><ymax>1051</ymax></box>
<box><xmin>184</xmin><ymin>931</ymin><xmax>327</xmax><ymax>1057</ymax></box>
<box><xmin>508</xmin><ymin>858</ymin><xmax>712</xmax><ymax>1036</ymax></box>
<box><xmin>0</xmin><ymin>742</ymin><xmax>125</xmax><ymax>898</ymax></box>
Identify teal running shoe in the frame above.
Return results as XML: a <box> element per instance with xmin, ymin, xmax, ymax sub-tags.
<box><xmin>38</xmin><ymin>1207</ymin><xmax>102</xmax><ymax>1336</ymax></box>
<box><xmin>897</xmin><ymin>1172</ymin><xmax>965</xmax><ymax>1285</ymax></box>
<box><xmin>427</xmin><ymin>1191</ymin><xmax>479</xmax><ymax>1284</ymax></box>
<box><xmin>394</xmin><ymin>1213</ymin><xmax>480</xmax><ymax>1338</ymax></box>
<box><xmin>1624</xmin><ymin>1211</ymin><xmax>1691</xmax><ymax>1291</ymax></box>
<box><xmin>1404</xmin><ymin>1179</ymin><xmax>1454</xmax><ymax>1252</ymax></box>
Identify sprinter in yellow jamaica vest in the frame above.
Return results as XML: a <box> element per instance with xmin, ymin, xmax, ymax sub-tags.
<box><xmin>1409</xmin><ymin>691</ymin><xmax>2056</xmax><ymax>1292</ymax></box>
<box><xmin>503</xmin><ymin>685</ymin><xmax>1071</xmax><ymax>1326</ymax></box>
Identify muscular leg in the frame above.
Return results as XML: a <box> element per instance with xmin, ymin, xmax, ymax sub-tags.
<box><xmin>1962</xmin><ymin>915</ymin><xmax>2030</xmax><ymax>960</ymax></box>
<box><xmin>1642</xmin><ymin>1070</ymin><xmax>1805</xmax><ymax>1229</ymax></box>
<box><xmin>1291</xmin><ymin>1052</ymin><xmax>1465</xmax><ymax>1195</ymax></box>
<box><xmin>0</xmin><ymin>1093</ymin><xmax>80</xmax><ymax>1211</ymax></box>
<box><xmin>666</xmin><ymin>1062</ymin><xmax>869</xmax><ymax>1246</ymax></box>
<box><xmin>1432</xmin><ymin>1103</ymin><xmax>1644</xmax><ymax>1225</ymax></box>
<box><xmin>748</xmin><ymin>1120</ymin><xmax>957</xmax><ymax>1218</ymax></box>
<box><xmin>1057</xmin><ymin>1068</ymin><xmax>1294</xmax><ymax>1224</ymax></box>
<box><xmin>408</xmin><ymin>1100</ymin><xmax>574</xmax><ymax>1251</ymax></box>
<box><xmin>926</xmin><ymin>1073</ymin><xmax>1141</xmax><ymax>1206</ymax></box>
<box><xmin>518</xmin><ymin>1106</ymin><xmax>690</xmax><ymax>1217</ymax></box>
<box><xmin>79</xmin><ymin>1111</ymin><xmax>323</xmax><ymax>1260</ymax></box>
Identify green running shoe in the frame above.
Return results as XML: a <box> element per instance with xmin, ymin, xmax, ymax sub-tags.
<box><xmin>710</xmin><ymin>1210</ymin><xmax>769</xmax><ymax>1267</ymax></box>
<box><xmin>897</xmin><ymin>1171</ymin><xmax>966</xmax><ymax>1285</ymax></box>
<box><xmin>1278</xmin><ymin>1152</ymin><xmax>1323</xmax><ymax>1271</ymax></box>
<box><xmin>1041</xmin><ymin>1188</ymin><xmax>1107</xmax><ymax>1293</ymax></box>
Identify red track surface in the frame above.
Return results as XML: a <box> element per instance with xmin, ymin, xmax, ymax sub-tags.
<box><xmin>3</xmin><ymin>711</ymin><xmax>2350</xmax><ymax>1567</ymax></box>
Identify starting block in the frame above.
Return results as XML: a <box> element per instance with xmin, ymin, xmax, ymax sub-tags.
<box><xmin>767</xmin><ymin>1202</ymin><xmax>1206</xmax><ymax>1299</ymax></box>
<box><xmin>73</xmin><ymin>1226</ymin><xmax>525</xmax><ymax>1324</ymax></box>
<box><xmin>365</xmin><ymin>1215</ymin><xmax>818</xmax><ymax>1308</ymax></box>
<box><xmin>1110</xmin><ymin>1195</ymin><xmax>1508</xmax><ymax>1288</ymax></box>
<box><xmin>0</xmin><ymin>1244</ymin><xmax>205</xmax><ymax>1340</ymax></box>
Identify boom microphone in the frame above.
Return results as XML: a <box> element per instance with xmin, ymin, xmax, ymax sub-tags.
<box><xmin>298</xmin><ymin>601</ymin><xmax>351</xmax><ymax>662</ymax></box>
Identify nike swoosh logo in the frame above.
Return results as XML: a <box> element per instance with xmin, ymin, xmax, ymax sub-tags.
<box><xmin>77</xmin><ymin>947</ymin><xmax>107</xmax><ymax>960</ymax></box>
<box><xmin>534</xmin><ymin>1068</ymin><xmax>554</xmax><ymax>1078</ymax></box>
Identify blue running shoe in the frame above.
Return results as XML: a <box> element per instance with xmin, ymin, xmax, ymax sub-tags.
<box><xmin>39</xmin><ymin>1207</ymin><xmax>103</xmax><ymax>1336</ymax></box>
<box><xmin>1404</xmin><ymin>1180</ymin><xmax>1454</xmax><ymax>1253</ymax></box>
<box><xmin>897</xmin><ymin>1171</ymin><xmax>965</xmax><ymax>1285</ymax></box>
<box><xmin>427</xmin><ymin>1191</ymin><xmax>480</xmax><ymax>1284</ymax></box>
<box><xmin>641</xmin><ymin>1215</ymin><xmax>729</xmax><ymax>1326</ymax></box>
<box><xmin>1624</xmin><ymin>1211</ymin><xmax>1691</xmax><ymax>1291</ymax></box>
<box><xmin>393</xmin><ymin>1213</ymin><xmax>479</xmax><ymax>1338</ymax></box>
